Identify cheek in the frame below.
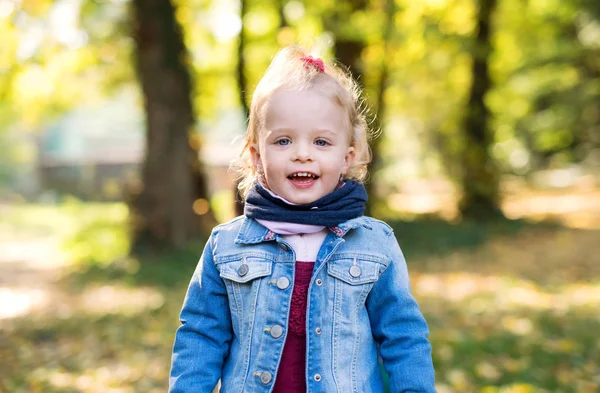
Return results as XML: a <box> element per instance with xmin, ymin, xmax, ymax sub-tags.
<box><xmin>320</xmin><ymin>157</ymin><xmax>344</xmax><ymax>176</ymax></box>
<box><xmin>261</xmin><ymin>153</ymin><xmax>282</xmax><ymax>173</ymax></box>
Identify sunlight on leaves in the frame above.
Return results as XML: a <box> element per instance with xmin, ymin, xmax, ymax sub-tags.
<box><xmin>0</xmin><ymin>288</ymin><xmax>47</xmax><ymax>319</ymax></box>
<box><xmin>414</xmin><ymin>272</ymin><xmax>600</xmax><ymax>312</ymax></box>
<box><xmin>32</xmin><ymin>362</ymin><xmax>166</xmax><ymax>393</ymax></box>
<box><xmin>475</xmin><ymin>361</ymin><xmax>502</xmax><ymax>382</ymax></box>
<box><xmin>79</xmin><ymin>285</ymin><xmax>164</xmax><ymax>316</ymax></box>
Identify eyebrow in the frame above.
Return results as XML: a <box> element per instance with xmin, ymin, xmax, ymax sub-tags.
<box><xmin>270</xmin><ymin>128</ymin><xmax>337</xmax><ymax>135</ymax></box>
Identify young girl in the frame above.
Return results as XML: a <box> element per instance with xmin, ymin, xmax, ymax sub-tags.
<box><xmin>169</xmin><ymin>45</ymin><xmax>436</xmax><ymax>393</ymax></box>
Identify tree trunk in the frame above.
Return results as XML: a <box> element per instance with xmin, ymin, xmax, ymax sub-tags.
<box><xmin>365</xmin><ymin>0</ymin><xmax>395</xmax><ymax>216</ymax></box>
<box><xmin>331</xmin><ymin>27</ymin><xmax>366</xmax><ymax>212</ymax></box>
<box><xmin>327</xmin><ymin>0</ymin><xmax>375</xmax><ymax>214</ymax></box>
<box><xmin>233</xmin><ymin>0</ymin><xmax>249</xmax><ymax>217</ymax></box>
<box><xmin>129</xmin><ymin>0</ymin><xmax>215</xmax><ymax>251</ymax></box>
<box><xmin>459</xmin><ymin>0</ymin><xmax>503</xmax><ymax>219</ymax></box>
<box><xmin>328</xmin><ymin>0</ymin><xmax>366</xmax><ymax>83</ymax></box>
<box><xmin>334</xmin><ymin>40</ymin><xmax>365</xmax><ymax>87</ymax></box>
<box><xmin>237</xmin><ymin>0</ymin><xmax>249</xmax><ymax>118</ymax></box>
<box><xmin>278</xmin><ymin>0</ymin><xmax>289</xmax><ymax>28</ymax></box>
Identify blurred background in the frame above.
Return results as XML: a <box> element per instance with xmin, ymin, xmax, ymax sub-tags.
<box><xmin>0</xmin><ymin>0</ymin><xmax>599</xmax><ymax>392</ymax></box>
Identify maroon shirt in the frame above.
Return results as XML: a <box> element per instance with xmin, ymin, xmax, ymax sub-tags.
<box><xmin>273</xmin><ymin>261</ymin><xmax>315</xmax><ymax>393</ymax></box>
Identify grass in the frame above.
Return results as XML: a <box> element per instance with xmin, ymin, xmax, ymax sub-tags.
<box><xmin>1</xmin><ymin>200</ymin><xmax>599</xmax><ymax>393</ymax></box>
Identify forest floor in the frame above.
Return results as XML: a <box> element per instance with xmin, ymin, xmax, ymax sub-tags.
<box><xmin>0</xmin><ymin>188</ymin><xmax>599</xmax><ymax>393</ymax></box>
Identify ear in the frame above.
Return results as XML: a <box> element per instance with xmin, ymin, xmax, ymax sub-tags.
<box><xmin>249</xmin><ymin>144</ymin><xmax>262</xmax><ymax>173</ymax></box>
<box><xmin>342</xmin><ymin>146</ymin><xmax>355</xmax><ymax>175</ymax></box>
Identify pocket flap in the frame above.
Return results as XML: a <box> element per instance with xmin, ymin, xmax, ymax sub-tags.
<box><xmin>327</xmin><ymin>257</ymin><xmax>382</xmax><ymax>285</ymax></box>
<box><xmin>219</xmin><ymin>258</ymin><xmax>272</xmax><ymax>283</ymax></box>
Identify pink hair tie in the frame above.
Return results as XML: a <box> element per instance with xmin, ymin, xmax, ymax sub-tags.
<box><xmin>301</xmin><ymin>55</ymin><xmax>325</xmax><ymax>73</ymax></box>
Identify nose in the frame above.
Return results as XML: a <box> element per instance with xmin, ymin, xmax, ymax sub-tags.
<box><xmin>293</xmin><ymin>141</ymin><xmax>312</xmax><ymax>162</ymax></box>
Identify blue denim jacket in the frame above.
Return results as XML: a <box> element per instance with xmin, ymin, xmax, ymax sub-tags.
<box><xmin>169</xmin><ymin>216</ymin><xmax>436</xmax><ymax>393</ymax></box>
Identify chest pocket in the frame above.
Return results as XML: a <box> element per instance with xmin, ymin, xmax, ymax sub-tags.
<box><xmin>219</xmin><ymin>257</ymin><xmax>272</xmax><ymax>283</ymax></box>
<box><xmin>327</xmin><ymin>257</ymin><xmax>383</xmax><ymax>285</ymax></box>
<box><xmin>217</xmin><ymin>257</ymin><xmax>273</xmax><ymax>324</ymax></box>
<box><xmin>327</xmin><ymin>255</ymin><xmax>386</xmax><ymax>313</ymax></box>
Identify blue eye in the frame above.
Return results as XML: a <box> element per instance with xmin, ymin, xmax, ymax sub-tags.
<box><xmin>315</xmin><ymin>139</ymin><xmax>329</xmax><ymax>147</ymax></box>
<box><xmin>276</xmin><ymin>139</ymin><xmax>291</xmax><ymax>146</ymax></box>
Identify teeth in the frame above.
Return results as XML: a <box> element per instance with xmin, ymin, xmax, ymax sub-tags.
<box><xmin>291</xmin><ymin>172</ymin><xmax>315</xmax><ymax>178</ymax></box>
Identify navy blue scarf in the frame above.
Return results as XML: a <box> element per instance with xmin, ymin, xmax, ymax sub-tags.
<box><xmin>244</xmin><ymin>181</ymin><xmax>368</xmax><ymax>227</ymax></box>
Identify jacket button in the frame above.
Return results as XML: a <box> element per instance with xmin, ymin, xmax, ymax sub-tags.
<box><xmin>270</xmin><ymin>325</ymin><xmax>283</xmax><ymax>338</ymax></box>
<box><xmin>280</xmin><ymin>243</ymin><xmax>290</xmax><ymax>251</ymax></box>
<box><xmin>316</xmin><ymin>278</ymin><xmax>323</xmax><ymax>286</ymax></box>
<box><xmin>260</xmin><ymin>371</ymin><xmax>272</xmax><ymax>384</ymax></box>
<box><xmin>315</xmin><ymin>327</ymin><xmax>321</xmax><ymax>335</ymax></box>
<box><xmin>349</xmin><ymin>265</ymin><xmax>361</xmax><ymax>278</ymax></box>
<box><xmin>314</xmin><ymin>373</ymin><xmax>322</xmax><ymax>382</ymax></box>
<box><xmin>237</xmin><ymin>264</ymin><xmax>249</xmax><ymax>277</ymax></box>
<box><xmin>276</xmin><ymin>277</ymin><xmax>290</xmax><ymax>289</ymax></box>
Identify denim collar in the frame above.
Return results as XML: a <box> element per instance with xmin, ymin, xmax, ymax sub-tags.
<box><xmin>234</xmin><ymin>216</ymin><xmax>372</xmax><ymax>245</ymax></box>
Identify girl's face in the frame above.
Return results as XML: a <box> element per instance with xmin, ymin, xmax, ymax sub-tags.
<box><xmin>250</xmin><ymin>87</ymin><xmax>355</xmax><ymax>205</ymax></box>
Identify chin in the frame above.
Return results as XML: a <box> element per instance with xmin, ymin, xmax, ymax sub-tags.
<box><xmin>278</xmin><ymin>192</ymin><xmax>312</xmax><ymax>205</ymax></box>
<box><xmin>293</xmin><ymin>193</ymin><xmax>326</xmax><ymax>205</ymax></box>
<box><xmin>295</xmin><ymin>198</ymin><xmax>318</xmax><ymax>205</ymax></box>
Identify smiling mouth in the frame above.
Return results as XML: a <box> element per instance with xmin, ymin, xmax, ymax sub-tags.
<box><xmin>287</xmin><ymin>172</ymin><xmax>319</xmax><ymax>181</ymax></box>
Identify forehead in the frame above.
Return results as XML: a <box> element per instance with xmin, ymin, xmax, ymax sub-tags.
<box><xmin>264</xmin><ymin>87</ymin><xmax>350</xmax><ymax>133</ymax></box>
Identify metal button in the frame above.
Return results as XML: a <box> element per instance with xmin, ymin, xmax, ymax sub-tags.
<box><xmin>237</xmin><ymin>264</ymin><xmax>249</xmax><ymax>277</ymax></box>
<box><xmin>276</xmin><ymin>277</ymin><xmax>290</xmax><ymax>289</ymax></box>
<box><xmin>260</xmin><ymin>371</ymin><xmax>272</xmax><ymax>384</ymax></box>
<box><xmin>349</xmin><ymin>265</ymin><xmax>361</xmax><ymax>278</ymax></box>
<box><xmin>280</xmin><ymin>243</ymin><xmax>290</xmax><ymax>251</ymax></box>
<box><xmin>315</xmin><ymin>327</ymin><xmax>321</xmax><ymax>335</ymax></box>
<box><xmin>270</xmin><ymin>325</ymin><xmax>283</xmax><ymax>338</ymax></box>
<box><xmin>316</xmin><ymin>279</ymin><xmax>323</xmax><ymax>286</ymax></box>
<box><xmin>314</xmin><ymin>374</ymin><xmax>322</xmax><ymax>382</ymax></box>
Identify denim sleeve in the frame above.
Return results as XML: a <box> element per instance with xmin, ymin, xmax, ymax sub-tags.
<box><xmin>169</xmin><ymin>232</ymin><xmax>233</xmax><ymax>393</ymax></box>
<box><xmin>366</xmin><ymin>231</ymin><xmax>436</xmax><ymax>393</ymax></box>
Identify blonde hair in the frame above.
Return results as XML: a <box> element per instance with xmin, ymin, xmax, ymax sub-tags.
<box><xmin>232</xmin><ymin>44</ymin><xmax>372</xmax><ymax>198</ymax></box>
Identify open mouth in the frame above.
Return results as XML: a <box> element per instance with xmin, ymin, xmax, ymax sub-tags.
<box><xmin>287</xmin><ymin>172</ymin><xmax>319</xmax><ymax>181</ymax></box>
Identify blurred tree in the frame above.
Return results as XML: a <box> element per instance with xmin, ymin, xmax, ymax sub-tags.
<box><xmin>515</xmin><ymin>0</ymin><xmax>599</xmax><ymax>171</ymax></box>
<box><xmin>129</xmin><ymin>0</ymin><xmax>215</xmax><ymax>251</ymax></box>
<box><xmin>234</xmin><ymin>0</ymin><xmax>249</xmax><ymax>216</ymax></box>
<box><xmin>365</xmin><ymin>0</ymin><xmax>396</xmax><ymax>215</ymax></box>
<box><xmin>237</xmin><ymin>0</ymin><xmax>250</xmax><ymax>118</ymax></box>
<box><xmin>277</xmin><ymin>0</ymin><xmax>290</xmax><ymax>30</ymax></box>
<box><xmin>322</xmin><ymin>0</ymin><xmax>380</xmax><ymax>212</ymax></box>
<box><xmin>326</xmin><ymin>0</ymin><xmax>367</xmax><ymax>83</ymax></box>
<box><xmin>487</xmin><ymin>0</ymin><xmax>599</xmax><ymax>179</ymax></box>
<box><xmin>458</xmin><ymin>0</ymin><xmax>503</xmax><ymax>218</ymax></box>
